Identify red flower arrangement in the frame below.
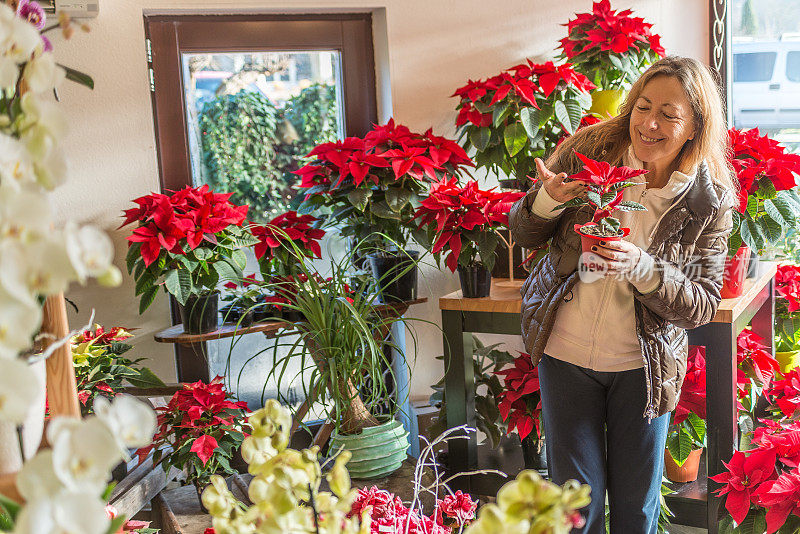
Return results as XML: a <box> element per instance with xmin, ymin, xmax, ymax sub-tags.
<box><xmin>767</xmin><ymin>368</ymin><xmax>800</xmax><ymax>419</ymax></box>
<box><xmin>777</xmin><ymin>264</ymin><xmax>800</xmax><ymax>314</ymax></box>
<box><xmin>251</xmin><ymin>210</ymin><xmax>325</xmax><ymax>278</ymax></box>
<box><xmin>122</xmin><ymin>185</ymin><xmax>256</xmax><ymax>314</ymax></box>
<box><xmin>726</xmin><ymin>128</ymin><xmax>800</xmax><ymax>254</ymax></box>
<box><xmin>348</xmin><ymin>485</ymin><xmax>474</xmax><ymax>533</ymax></box>
<box><xmin>495</xmin><ymin>353</ymin><xmax>542</xmax><ymax>443</ymax></box>
<box><xmin>555</xmin><ymin>151</ymin><xmax>647</xmax><ymax>238</ymax></box>
<box><xmin>297</xmin><ymin>119</ymin><xmax>473</xmax><ymax>252</ymax></box>
<box><xmin>739</xmin><ymin>329</ymin><xmax>781</xmax><ymax>390</ymax></box>
<box><xmin>413</xmin><ymin>177</ymin><xmax>524</xmax><ymax>272</ymax></box>
<box><xmin>666</xmin><ymin>345</ymin><xmax>706</xmax><ymax>466</ymax></box>
<box><xmin>558</xmin><ymin>0</ymin><xmax>665</xmax><ymax>89</ymax></box>
<box><xmin>711</xmin><ymin>448</ymin><xmax>778</xmax><ymax>525</ymax></box>
<box><xmin>452</xmin><ymin>60</ymin><xmax>595</xmax><ymax>183</ymax></box>
<box><xmin>137</xmin><ymin>376</ymin><xmax>248</xmax><ymax>488</ymax></box>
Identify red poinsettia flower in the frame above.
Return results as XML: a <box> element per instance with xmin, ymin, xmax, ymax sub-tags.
<box><xmin>571</xmin><ymin>151</ymin><xmax>649</xmax><ymax>192</ymax></box>
<box><xmin>413</xmin><ymin>177</ymin><xmax>524</xmax><ymax>272</ymax></box>
<box><xmin>559</xmin><ymin>0</ymin><xmax>665</xmax><ymax>59</ymax></box>
<box><xmin>754</xmin><ymin>468</ymin><xmax>800</xmax><ymax>534</ymax></box>
<box><xmin>496</xmin><ymin>353</ymin><xmax>543</xmax><ymax>440</ymax></box>
<box><xmin>674</xmin><ymin>345</ymin><xmax>707</xmax><ymax>424</ymax></box>
<box><xmin>710</xmin><ymin>448</ymin><xmax>778</xmax><ymax>525</ymax></box>
<box><xmin>529</xmin><ymin>61</ymin><xmax>596</xmax><ymax>97</ymax></box>
<box><xmin>737</xmin><ymin>329</ymin><xmax>781</xmax><ymax>389</ymax></box>
<box><xmin>80</xmin><ymin>325</ymin><xmax>133</xmax><ymax>345</ymax></box>
<box><xmin>777</xmin><ymin>264</ymin><xmax>800</xmax><ymax>313</ymax></box>
<box><xmin>251</xmin><ymin>211</ymin><xmax>325</xmax><ymax>261</ymax></box>
<box><xmin>190</xmin><ymin>434</ymin><xmax>219</xmax><ymax>465</ymax></box>
<box><xmin>223</xmin><ymin>273</ymin><xmax>257</xmax><ymax>291</ymax></box>
<box><xmin>767</xmin><ymin>368</ymin><xmax>800</xmax><ymax>418</ymax></box>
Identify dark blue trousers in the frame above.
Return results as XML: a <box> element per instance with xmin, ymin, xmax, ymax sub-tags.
<box><xmin>538</xmin><ymin>354</ymin><xmax>670</xmax><ymax>534</ymax></box>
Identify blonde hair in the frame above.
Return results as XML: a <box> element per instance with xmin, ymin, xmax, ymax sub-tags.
<box><xmin>548</xmin><ymin>56</ymin><xmax>736</xmax><ymax>195</ymax></box>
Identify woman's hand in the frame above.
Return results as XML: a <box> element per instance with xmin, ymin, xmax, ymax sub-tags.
<box><xmin>535</xmin><ymin>158</ymin><xmax>587</xmax><ymax>203</ymax></box>
<box><xmin>589</xmin><ymin>239</ymin><xmax>643</xmax><ymax>276</ymax></box>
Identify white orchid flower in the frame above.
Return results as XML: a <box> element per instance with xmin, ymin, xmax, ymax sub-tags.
<box><xmin>0</xmin><ymin>8</ymin><xmax>39</xmax><ymax>90</ymax></box>
<box><xmin>0</xmin><ymin>237</ymin><xmax>76</xmax><ymax>299</ymax></box>
<box><xmin>0</xmin><ymin>183</ymin><xmax>52</xmax><ymax>242</ymax></box>
<box><xmin>64</xmin><ymin>222</ymin><xmax>115</xmax><ymax>283</ymax></box>
<box><xmin>16</xmin><ymin>449</ymin><xmax>65</xmax><ymax>501</ymax></box>
<box><xmin>0</xmin><ymin>288</ymin><xmax>41</xmax><ymax>359</ymax></box>
<box><xmin>13</xmin><ymin>492</ymin><xmax>110</xmax><ymax>534</ymax></box>
<box><xmin>51</xmin><ymin>416</ymin><xmax>124</xmax><ymax>494</ymax></box>
<box><xmin>93</xmin><ymin>394</ymin><xmax>157</xmax><ymax>451</ymax></box>
<box><xmin>21</xmin><ymin>51</ymin><xmax>65</xmax><ymax>94</ymax></box>
<box><xmin>0</xmin><ymin>133</ymin><xmax>37</xmax><ymax>191</ymax></box>
<box><xmin>0</xmin><ymin>358</ymin><xmax>41</xmax><ymax>424</ymax></box>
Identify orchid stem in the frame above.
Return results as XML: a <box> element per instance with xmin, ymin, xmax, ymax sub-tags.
<box><xmin>16</xmin><ymin>425</ymin><xmax>25</xmax><ymax>464</ymax></box>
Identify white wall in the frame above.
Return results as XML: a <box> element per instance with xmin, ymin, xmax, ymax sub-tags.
<box><xmin>56</xmin><ymin>0</ymin><xmax>709</xmax><ymax>399</ymax></box>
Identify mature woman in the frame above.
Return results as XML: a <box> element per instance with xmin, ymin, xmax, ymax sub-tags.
<box><xmin>509</xmin><ymin>56</ymin><xmax>735</xmax><ymax>533</ymax></box>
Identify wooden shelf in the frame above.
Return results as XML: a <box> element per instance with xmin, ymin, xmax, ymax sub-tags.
<box><xmin>155</xmin><ymin>297</ymin><xmax>428</xmax><ymax>345</ymax></box>
<box><xmin>439</xmin><ymin>264</ymin><xmax>777</xmax><ymax>322</ymax></box>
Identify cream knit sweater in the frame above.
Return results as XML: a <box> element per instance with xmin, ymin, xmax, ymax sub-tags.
<box><xmin>530</xmin><ymin>147</ymin><xmax>694</xmax><ymax>371</ymax></box>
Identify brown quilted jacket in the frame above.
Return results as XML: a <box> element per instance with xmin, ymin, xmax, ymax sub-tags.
<box><xmin>509</xmin><ymin>162</ymin><xmax>734</xmax><ymax>419</ymax></box>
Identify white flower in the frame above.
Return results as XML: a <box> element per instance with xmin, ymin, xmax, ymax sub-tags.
<box><xmin>64</xmin><ymin>222</ymin><xmax>115</xmax><ymax>283</ymax></box>
<box><xmin>93</xmin><ymin>394</ymin><xmax>157</xmax><ymax>451</ymax></box>
<box><xmin>0</xmin><ymin>287</ymin><xmax>41</xmax><ymax>359</ymax></box>
<box><xmin>13</xmin><ymin>492</ymin><xmax>110</xmax><ymax>534</ymax></box>
<box><xmin>0</xmin><ymin>237</ymin><xmax>76</xmax><ymax>300</ymax></box>
<box><xmin>0</xmin><ymin>358</ymin><xmax>41</xmax><ymax>423</ymax></box>
<box><xmin>0</xmin><ymin>132</ymin><xmax>37</xmax><ymax>191</ymax></box>
<box><xmin>21</xmin><ymin>51</ymin><xmax>64</xmax><ymax>94</ymax></box>
<box><xmin>0</xmin><ymin>183</ymin><xmax>52</xmax><ymax>242</ymax></box>
<box><xmin>18</xmin><ymin>94</ymin><xmax>68</xmax><ymax>190</ymax></box>
<box><xmin>0</xmin><ymin>9</ymin><xmax>40</xmax><ymax>90</ymax></box>
<box><xmin>16</xmin><ymin>449</ymin><xmax>64</xmax><ymax>501</ymax></box>
<box><xmin>50</xmin><ymin>416</ymin><xmax>124</xmax><ymax>494</ymax></box>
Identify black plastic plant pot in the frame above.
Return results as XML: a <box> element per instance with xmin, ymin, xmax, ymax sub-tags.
<box><xmin>457</xmin><ymin>263</ymin><xmax>491</xmax><ymax>298</ymax></box>
<box><xmin>219</xmin><ymin>303</ymin><xmax>253</xmax><ymax>326</ymax></box>
<box><xmin>180</xmin><ymin>292</ymin><xmax>219</xmax><ymax>334</ymax></box>
<box><xmin>368</xmin><ymin>250</ymin><xmax>419</xmax><ymax>303</ymax></box>
<box><xmin>521</xmin><ymin>435</ymin><xmax>547</xmax><ymax>471</ymax></box>
<box><xmin>280</xmin><ymin>309</ymin><xmax>306</xmax><ymax>323</ymax></box>
<box><xmin>252</xmin><ymin>303</ymin><xmax>279</xmax><ymax>323</ymax></box>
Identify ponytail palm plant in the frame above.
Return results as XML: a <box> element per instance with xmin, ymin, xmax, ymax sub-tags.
<box><xmin>244</xmin><ymin>234</ymin><xmax>427</xmax><ymax>435</ymax></box>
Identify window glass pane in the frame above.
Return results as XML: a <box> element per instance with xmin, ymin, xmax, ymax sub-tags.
<box><xmin>734</xmin><ymin>52</ymin><xmax>776</xmax><ymax>82</ymax></box>
<box><xmin>787</xmin><ymin>51</ymin><xmax>800</xmax><ymax>82</ymax></box>
<box><xmin>182</xmin><ymin>51</ymin><xmax>344</xmax><ymax>223</ymax></box>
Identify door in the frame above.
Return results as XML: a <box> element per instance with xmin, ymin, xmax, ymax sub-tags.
<box><xmin>144</xmin><ymin>14</ymin><xmax>378</xmax><ymax>403</ymax></box>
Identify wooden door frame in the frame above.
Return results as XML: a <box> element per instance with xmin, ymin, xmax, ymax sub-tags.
<box><xmin>143</xmin><ymin>13</ymin><xmax>378</xmax><ymax>381</ymax></box>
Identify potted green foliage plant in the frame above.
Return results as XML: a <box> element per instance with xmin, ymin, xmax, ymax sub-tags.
<box><xmin>558</xmin><ymin>0</ymin><xmax>665</xmax><ymax>116</ymax></box>
<box><xmin>122</xmin><ymin>185</ymin><xmax>257</xmax><ymax>333</ymax></box>
<box><xmin>413</xmin><ymin>177</ymin><xmax>524</xmax><ymax>297</ymax></box>
<box><xmin>296</xmin><ymin>119</ymin><xmax>473</xmax><ymax>302</ymax></box>
<box><xmin>452</xmin><ymin>60</ymin><xmax>596</xmax><ymax>190</ymax></box>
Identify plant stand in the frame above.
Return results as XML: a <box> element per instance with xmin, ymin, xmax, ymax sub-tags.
<box><xmin>439</xmin><ymin>268</ymin><xmax>777</xmax><ymax>534</ymax></box>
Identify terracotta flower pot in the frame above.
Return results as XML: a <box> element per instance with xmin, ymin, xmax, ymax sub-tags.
<box><xmin>664</xmin><ymin>448</ymin><xmax>703</xmax><ymax>483</ymax></box>
<box><xmin>721</xmin><ymin>245</ymin><xmax>751</xmax><ymax>299</ymax></box>
<box><xmin>575</xmin><ymin>223</ymin><xmax>630</xmax><ymax>274</ymax></box>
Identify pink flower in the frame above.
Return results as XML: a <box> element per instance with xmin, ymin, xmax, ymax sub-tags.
<box><xmin>436</xmin><ymin>490</ymin><xmax>477</xmax><ymax>527</ymax></box>
<box><xmin>16</xmin><ymin>0</ymin><xmax>46</xmax><ymax>30</ymax></box>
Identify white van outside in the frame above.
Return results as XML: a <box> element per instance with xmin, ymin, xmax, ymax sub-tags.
<box><xmin>732</xmin><ymin>37</ymin><xmax>800</xmax><ymax>131</ymax></box>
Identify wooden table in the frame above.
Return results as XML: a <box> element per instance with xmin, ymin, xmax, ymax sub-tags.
<box><xmin>440</xmin><ymin>268</ymin><xmax>776</xmax><ymax>533</ymax></box>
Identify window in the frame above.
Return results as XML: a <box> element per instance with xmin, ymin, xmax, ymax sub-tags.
<box><xmin>733</xmin><ymin>52</ymin><xmax>777</xmax><ymax>82</ymax></box>
<box><xmin>787</xmin><ymin>51</ymin><xmax>800</xmax><ymax>82</ymax></box>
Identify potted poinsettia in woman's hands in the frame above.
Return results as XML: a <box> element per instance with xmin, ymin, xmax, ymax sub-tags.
<box><xmin>558</xmin><ymin>0</ymin><xmax>665</xmax><ymax>114</ymax></box>
<box><xmin>413</xmin><ymin>177</ymin><xmax>524</xmax><ymax>297</ymax></box>
<box><xmin>136</xmin><ymin>377</ymin><xmax>248</xmax><ymax>511</ymax></box>
<box><xmin>553</xmin><ymin>151</ymin><xmax>647</xmax><ymax>262</ymax></box>
<box><xmin>122</xmin><ymin>185</ymin><xmax>257</xmax><ymax>333</ymax></box>
<box><xmin>665</xmin><ymin>345</ymin><xmax>707</xmax><ymax>483</ymax></box>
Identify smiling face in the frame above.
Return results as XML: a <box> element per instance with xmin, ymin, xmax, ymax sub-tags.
<box><xmin>629</xmin><ymin>75</ymin><xmax>697</xmax><ymax>175</ymax></box>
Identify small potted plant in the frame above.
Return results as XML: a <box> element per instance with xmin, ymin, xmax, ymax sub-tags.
<box><xmin>122</xmin><ymin>185</ymin><xmax>257</xmax><ymax>333</ymax></box>
<box><xmin>551</xmin><ymin>151</ymin><xmax>647</xmax><ymax>264</ymax></box>
<box><xmin>776</xmin><ymin>264</ymin><xmax>800</xmax><ymax>373</ymax></box>
<box><xmin>496</xmin><ymin>352</ymin><xmax>546</xmax><ymax>471</ymax></box>
<box><xmin>220</xmin><ymin>274</ymin><xmax>263</xmax><ymax>326</ymax></box>
<box><xmin>297</xmin><ymin>119</ymin><xmax>473</xmax><ymax>302</ymax></box>
<box><xmin>558</xmin><ymin>0</ymin><xmax>665</xmax><ymax>115</ymax></box>
<box><xmin>251</xmin><ymin>210</ymin><xmax>326</xmax><ymax>278</ymax></box>
<box><xmin>665</xmin><ymin>345</ymin><xmax>706</xmax><ymax>482</ymax></box>
<box><xmin>137</xmin><ymin>376</ymin><xmax>249</xmax><ymax>510</ymax></box>
<box><xmin>413</xmin><ymin>177</ymin><xmax>524</xmax><ymax>297</ymax></box>
<box><xmin>453</xmin><ymin>60</ymin><xmax>596</xmax><ymax>190</ymax></box>
<box><xmin>724</xmin><ymin>128</ymin><xmax>800</xmax><ymax>297</ymax></box>
<box><xmin>71</xmin><ymin>324</ymin><xmax>166</xmax><ymax>416</ymax></box>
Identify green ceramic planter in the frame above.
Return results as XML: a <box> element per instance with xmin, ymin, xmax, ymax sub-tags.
<box><xmin>328</xmin><ymin>419</ymin><xmax>409</xmax><ymax>479</ymax></box>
